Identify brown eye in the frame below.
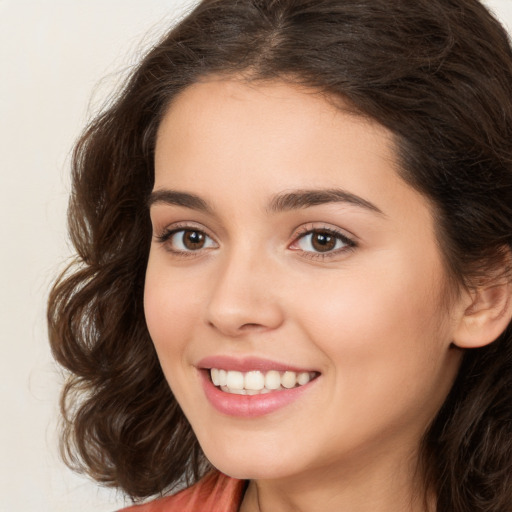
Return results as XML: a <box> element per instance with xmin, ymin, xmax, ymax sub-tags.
<box><xmin>311</xmin><ymin>231</ymin><xmax>337</xmax><ymax>252</ymax></box>
<box><xmin>182</xmin><ymin>230</ymin><xmax>206</xmax><ymax>250</ymax></box>
<box><xmin>164</xmin><ymin>228</ymin><xmax>217</xmax><ymax>252</ymax></box>
<box><xmin>293</xmin><ymin>228</ymin><xmax>353</xmax><ymax>255</ymax></box>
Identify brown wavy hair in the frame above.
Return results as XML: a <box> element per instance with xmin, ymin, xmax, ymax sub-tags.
<box><xmin>48</xmin><ymin>0</ymin><xmax>512</xmax><ymax>509</ymax></box>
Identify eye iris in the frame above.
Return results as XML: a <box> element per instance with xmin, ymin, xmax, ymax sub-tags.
<box><xmin>183</xmin><ymin>230</ymin><xmax>205</xmax><ymax>250</ymax></box>
<box><xmin>311</xmin><ymin>231</ymin><xmax>336</xmax><ymax>252</ymax></box>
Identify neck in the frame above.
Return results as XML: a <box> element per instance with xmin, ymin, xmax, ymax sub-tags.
<box><xmin>239</xmin><ymin>445</ymin><xmax>434</xmax><ymax>512</ymax></box>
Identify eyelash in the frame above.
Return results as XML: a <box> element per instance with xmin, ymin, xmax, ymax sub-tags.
<box><xmin>154</xmin><ymin>224</ymin><xmax>357</xmax><ymax>260</ymax></box>
<box><xmin>289</xmin><ymin>225</ymin><xmax>356</xmax><ymax>260</ymax></box>
<box><xmin>155</xmin><ymin>223</ymin><xmax>217</xmax><ymax>258</ymax></box>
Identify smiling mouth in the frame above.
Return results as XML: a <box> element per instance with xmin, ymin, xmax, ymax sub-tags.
<box><xmin>209</xmin><ymin>368</ymin><xmax>319</xmax><ymax>395</ymax></box>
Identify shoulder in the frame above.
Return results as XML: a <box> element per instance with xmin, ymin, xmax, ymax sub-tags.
<box><xmin>118</xmin><ymin>471</ymin><xmax>246</xmax><ymax>512</ymax></box>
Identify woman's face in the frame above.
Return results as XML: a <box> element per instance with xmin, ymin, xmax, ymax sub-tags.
<box><xmin>145</xmin><ymin>78</ymin><xmax>464</xmax><ymax>483</ymax></box>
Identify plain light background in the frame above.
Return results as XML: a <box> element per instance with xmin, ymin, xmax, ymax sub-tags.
<box><xmin>1</xmin><ymin>1</ymin><xmax>511</xmax><ymax>511</ymax></box>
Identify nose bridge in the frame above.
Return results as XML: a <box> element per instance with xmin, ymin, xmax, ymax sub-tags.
<box><xmin>205</xmin><ymin>240</ymin><xmax>284</xmax><ymax>336</ymax></box>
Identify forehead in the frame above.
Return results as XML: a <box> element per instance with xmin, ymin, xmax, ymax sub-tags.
<box><xmin>157</xmin><ymin>77</ymin><xmax>382</xmax><ymax>143</ymax></box>
<box><xmin>154</xmin><ymin>79</ymin><xmax>426</xmax><ymax>219</ymax></box>
<box><xmin>155</xmin><ymin>78</ymin><xmax>398</xmax><ymax>190</ymax></box>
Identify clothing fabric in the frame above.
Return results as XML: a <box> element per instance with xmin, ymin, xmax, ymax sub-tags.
<box><xmin>118</xmin><ymin>471</ymin><xmax>246</xmax><ymax>512</ymax></box>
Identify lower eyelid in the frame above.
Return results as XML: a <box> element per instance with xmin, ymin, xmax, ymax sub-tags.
<box><xmin>154</xmin><ymin>224</ymin><xmax>355</xmax><ymax>259</ymax></box>
<box><xmin>154</xmin><ymin>227</ymin><xmax>213</xmax><ymax>251</ymax></box>
<box><xmin>294</xmin><ymin>242</ymin><xmax>356</xmax><ymax>262</ymax></box>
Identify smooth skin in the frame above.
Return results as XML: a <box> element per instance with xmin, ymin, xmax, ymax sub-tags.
<box><xmin>144</xmin><ymin>78</ymin><xmax>510</xmax><ymax>512</ymax></box>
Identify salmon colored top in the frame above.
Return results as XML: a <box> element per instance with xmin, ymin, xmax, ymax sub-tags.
<box><xmin>118</xmin><ymin>471</ymin><xmax>246</xmax><ymax>512</ymax></box>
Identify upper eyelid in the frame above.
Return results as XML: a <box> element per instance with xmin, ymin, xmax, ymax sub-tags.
<box><xmin>154</xmin><ymin>221</ymin><xmax>215</xmax><ymax>238</ymax></box>
<box><xmin>155</xmin><ymin>226</ymin><xmax>218</xmax><ymax>256</ymax></box>
<box><xmin>291</xmin><ymin>223</ymin><xmax>357</xmax><ymax>242</ymax></box>
<box><xmin>288</xmin><ymin>227</ymin><xmax>357</xmax><ymax>263</ymax></box>
<box><xmin>288</xmin><ymin>224</ymin><xmax>358</xmax><ymax>256</ymax></box>
<box><xmin>153</xmin><ymin>221</ymin><xmax>357</xmax><ymax>248</ymax></box>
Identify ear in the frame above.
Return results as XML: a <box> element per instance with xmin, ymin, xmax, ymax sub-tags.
<box><xmin>453</xmin><ymin>277</ymin><xmax>512</xmax><ymax>349</ymax></box>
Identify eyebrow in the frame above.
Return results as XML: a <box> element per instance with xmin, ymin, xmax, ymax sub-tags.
<box><xmin>148</xmin><ymin>188</ymin><xmax>384</xmax><ymax>216</ymax></box>
<box><xmin>267</xmin><ymin>188</ymin><xmax>384</xmax><ymax>215</ymax></box>
<box><xmin>147</xmin><ymin>189</ymin><xmax>213</xmax><ymax>213</ymax></box>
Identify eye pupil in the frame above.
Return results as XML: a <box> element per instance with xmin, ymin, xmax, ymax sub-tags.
<box><xmin>312</xmin><ymin>231</ymin><xmax>336</xmax><ymax>252</ymax></box>
<box><xmin>183</xmin><ymin>230</ymin><xmax>205</xmax><ymax>250</ymax></box>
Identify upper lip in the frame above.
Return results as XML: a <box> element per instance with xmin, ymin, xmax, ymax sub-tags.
<box><xmin>197</xmin><ymin>355</ymin><xmax>318</xmax><ymax>373</ymax></box>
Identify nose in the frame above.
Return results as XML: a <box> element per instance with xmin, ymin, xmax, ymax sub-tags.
<box><xmin>205</xmin><ymin>248</ymin><xmax>285</xmax><ymax>337</ymax></box>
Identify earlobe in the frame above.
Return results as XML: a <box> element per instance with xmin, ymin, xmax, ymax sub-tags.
<box><xmin>453</xmin><ymin>279</ymin><xmax>512</xmax><ymax>349</ymax></box>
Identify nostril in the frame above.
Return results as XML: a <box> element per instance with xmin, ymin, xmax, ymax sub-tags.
<box><xmin>240</xmin><ymin>323</ymin><xmax>264</xmax><ymax>330</ymax></box>
<box><xmin>207</xmin><ymin>319</ymin><xmax>267</xmax><ymax>334</ymax></box>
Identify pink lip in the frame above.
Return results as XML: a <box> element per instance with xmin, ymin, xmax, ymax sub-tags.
<box><xmin>197</xmin><ymin>355</ymin><xmax>315</xmax><ymax>373</ymax></box>
<box><xmin>197</xmin><ymin>356</ymin><xmax>319</xmax><ymax>418</ymax></box>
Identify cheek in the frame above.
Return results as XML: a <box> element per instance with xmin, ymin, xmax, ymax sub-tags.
<box><xmin>143</xmin><ymin>262</ymin><xmax>205</xmax><ymax>414</ymax></box>
<box><xmin>293</xmin><ymin>250</ymin><xmax>453</xmax><ymax>398</ymax></box>
<box><xmin>300</xmin><ymin>259</ymin><xmax>439</xmax><ymax>338</ymax></box>
<box><xmin>143</xmin><ymin>260</ymin><xmax>195</xmax><ymax>362</ymax></box>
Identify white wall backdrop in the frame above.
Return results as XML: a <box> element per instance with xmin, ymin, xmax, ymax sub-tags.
<box><xmin>1</xmin><ymin>1</ymin><xmax>511</xmax><ymax>511</ymax></box>
<box><xmin>1</xmin><ymin>2</ymin><xmax>198</xmax><ymax>511</ymax></box>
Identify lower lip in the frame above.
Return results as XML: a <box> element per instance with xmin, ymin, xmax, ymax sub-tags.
<box><xmin>200</xmin><ymin>371</ymin><xmax>317</xmax><ymax>418</ymax></box>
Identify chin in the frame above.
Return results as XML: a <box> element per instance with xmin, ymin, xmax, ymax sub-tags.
<box><xmin>201</xmin><ymin>438</ymin><xmax>301</xmax><ymax>481</ymax></box>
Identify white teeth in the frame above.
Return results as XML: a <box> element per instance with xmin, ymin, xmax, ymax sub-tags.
<box><xmin>221</xmin><ymin>385</ymin><xmax>246</xmax><ymax>395</ymax></box>
<box><xmin>226</xmin><ymin>370</ymin><xmax>244</xmax><ymax>390</ymax></box>
<box><xmin>265</xmin><ymin>370</ymin><xmax>281</xmax><ymax>390</ymax></box>
<box><xmin>297</xmin><ymin>372</ymin><xmax>311</xmax><ymax>386</ymax></box>
<box><xmin>209</xmin><ymin>368</ymin><xmax>316</xmax><ymax>394</ymax></box>
<box><xmin>244</xmin><ymin>371</ymin><xmax>265</xmax><ymax>391</ymax></box>
<box><xmin>281</xmin><ymin>371</ymin><xmax>297</xmax><ymax>389</ymax></box>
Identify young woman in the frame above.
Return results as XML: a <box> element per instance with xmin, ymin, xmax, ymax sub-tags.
<box><xmin>48</xmin><ymin>1</ymin><xmax>512</xmax><ymax>511</ymax></box>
